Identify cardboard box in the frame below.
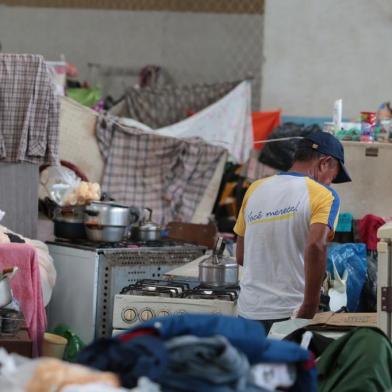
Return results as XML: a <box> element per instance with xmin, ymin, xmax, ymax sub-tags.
<box><xmin>307</xmin><ymin>312</ymin><xmax>377</xmax><ymax>330</ymax></box>
<box><xmin>0</xmin><ymin>329</ymin><xmax>32</xmax><ymax>357</ymax></box>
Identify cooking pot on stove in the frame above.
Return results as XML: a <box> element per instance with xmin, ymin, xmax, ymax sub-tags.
<box><xmin>132</xmin><ymin>208</ymin><xmax>162</xmax><ymax>242</ymax></box>
<box><xmin>53</xmin><ymin>205</ymin><xmax>87</xmax><ymax>240</ymax></box>
<box><xmin>199</xmin><ymin>238</ymin><xmax>239</xmax><ymax>288</ymax></box>
<box><xmin>84</xmin><ymin>201</ymin><xmax>140</xmax><ymax>242</ymax></box>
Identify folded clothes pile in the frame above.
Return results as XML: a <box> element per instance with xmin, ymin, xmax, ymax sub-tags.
<box><xmin>77</xmin><ymin>314</ymin><xmax>317</xmax><ymax>392</ymax></box>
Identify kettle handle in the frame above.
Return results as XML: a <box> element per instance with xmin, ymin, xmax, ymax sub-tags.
<box><xmin>213</xmin><ymin>237</ymin><xmax>226</xmax><ymax>258</ymax></box>
<box><xmin>143</xmin><ymin>207</ymin><xmax>153</xmax><ymax>222</ymax></box>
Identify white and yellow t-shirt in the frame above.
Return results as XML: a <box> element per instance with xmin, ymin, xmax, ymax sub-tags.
<box><xmin>233</xmin><ymin>172</ymin><xmax>340</xmax><ymax>320</ymax></box>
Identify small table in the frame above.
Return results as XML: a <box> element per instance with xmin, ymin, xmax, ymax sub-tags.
<box><xmin>0</xmin><ymin>329</ymin><xmax>32</xmax><ymax>357</ymax></box>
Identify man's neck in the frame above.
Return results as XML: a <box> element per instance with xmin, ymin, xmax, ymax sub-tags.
<box><xmin>289</xmin><ymin>162</ymin><xmax>314</xmax><ymax>177</ymax></box>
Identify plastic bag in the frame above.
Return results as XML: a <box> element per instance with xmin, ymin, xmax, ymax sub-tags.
<box><xmin>52</xmin><ymin>324</ymin><xmax>86</xmax><ymax>362</ymax></box>
<box><xmin>359</xmin><ymin>250</ymin><xmax>377</xmax><ymax>312</ymax></box>
<box><xmin>40</xmin><ymin>166</ymin><xmax>101</xmax><ymax>206</ymax></box>
<box><xmin>40</xmin><ymin>166</ymin><xmax>81</xmax><ymax>206</ymax></box>
<box><xmin>67</xmin><ymin>87</ymin><xmax>102</xmax><ymax>108</ymax></box>
<box><xmin>328</xmin><ymin>261</ymin><xmax>348</xmax><ymax>311</ymax></box>
<box><xmin>327</xmin><ymin>243</ymin><xmax>368</xmax><ymax>312</ymax></box>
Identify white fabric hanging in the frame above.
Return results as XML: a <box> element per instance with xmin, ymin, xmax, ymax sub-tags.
<box><xmin>155</xmin><ymin>80</ymin><xmax>253</xmax><ymax>163</ymax></box>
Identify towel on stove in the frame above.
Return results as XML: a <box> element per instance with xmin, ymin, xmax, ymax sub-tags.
<box><xmin>0</xmin><ymin>243</ymin><xmax>47</xmax><ymax>356</ymax></box>
<box><xmin>0</xmin><ymin>224</ymin><xmax>56</xmax><ymax>307</ymax></box>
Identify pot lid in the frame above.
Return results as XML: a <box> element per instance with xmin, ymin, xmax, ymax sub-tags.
<box><xmin>89</xmin><ymin>201</ymin><xmax>130</xmax><ymax>209</ymax></box>
<box><xmin>201</xmin><ymin>254</ymin><xmax>238</xmax><ymax>268</ymax></box>
<box><xmin>139</xmin><ymin>221</ymin><xmax>161</xmax><ymax>231</ymax></box>
<box><xmin>200</xmin><ymin>237</ymin><xmax>238</xmax><ymax>268</ymax></box>
<box><xmin>138</xmin><ymin>207</ymin><xmax>161</xmax><ymax>231</ymax></box>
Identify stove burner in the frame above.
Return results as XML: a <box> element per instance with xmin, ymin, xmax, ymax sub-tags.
<box><xmin>53</xmin><ymin>238</ymin><xmax>185</xmax><ymax>250</ymax></box>
<box><xmin>182</xmin><ymin>287</ymin><xmax>238</xmax><ymax>301</ymax></box>
<box><xmin>120</xmin><ymin>279</ymin><xmax>238</xmax><ymax>302</ymax></box>
<box><xmin>120</xmin><ymin>279</ymin><xmax>191</xmax><ymax>297</ymax></box>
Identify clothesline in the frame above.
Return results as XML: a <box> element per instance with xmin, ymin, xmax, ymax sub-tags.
<box><xmin>90</xmin><ymin>107</ymin><xmax>303</xmax><ymax>149</ymax></box>
<box><xmin>253</xmin><ymin>136</ymin><xmax>304</xmax><ymax>145</ymax></box>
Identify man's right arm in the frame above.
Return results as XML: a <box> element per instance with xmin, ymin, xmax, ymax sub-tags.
<box><xmin>296</xmin><ymin>223</ymin><xmax>330</xmax><ymax>319</ymax></box>
<box><xmin>236</xmin><ymin>235</ymin><xmax>244</xmax><ymax>266</ymax></box>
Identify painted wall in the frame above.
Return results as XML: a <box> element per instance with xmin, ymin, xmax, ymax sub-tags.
<box><xmin>261</xmin><ymin>0</ymin><xmax>392</xmax><ymax>118</ymax></box>
<box><xmin>0</xmin><ymin>5</ymin><xmax>263</xmax><ymax>106</ymax></box>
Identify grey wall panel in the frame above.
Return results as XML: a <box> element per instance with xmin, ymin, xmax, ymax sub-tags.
<box><xmin>0</xmin><ymin>6</ymin><xmax>263</xmax><ymax>109</ymax></box>
<box><xmin>0</xmin><ymin>163</ymin><xmax>38</xmax><ymax>238</ymax></box>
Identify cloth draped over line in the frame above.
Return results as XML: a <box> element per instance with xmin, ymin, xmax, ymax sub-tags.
<box><xmin>96</xmin><ymin>116</ymin><xmax>226</xmax><ymax>225</ymax></box>
<box><xmin>0</xmin><ymin>54</ymin><xmax>60</xmax><ymax>164</ymax></box>
<box><xmin>155</xmin><ymin>80</ymin><xmax>253</xmax><ymax>163</ymax></box>
<box><xmin>121</xmin><ymin>80</ymin><xmax>240</xmax><ymax>129</ymax></box>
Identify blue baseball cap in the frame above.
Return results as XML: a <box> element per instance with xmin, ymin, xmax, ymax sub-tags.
<box><xmin>304</xmin><ymin>131</ymin><xmax>351</xmax><ymax>184</ymax></box>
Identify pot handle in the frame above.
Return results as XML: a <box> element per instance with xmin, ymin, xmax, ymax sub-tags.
<box><xmin>129</xmin><ymin>206</ymin><xmax>142</xmax><ymax>224</ymax></box>
<box><xmin>213</xmin><ymin>237</ymin><xmax>226</xmax><ymax>262</ymax></box>
<box><xmin>85</xmin><ymin>206</ymin><xmax>100</xmax><ymax>217</ymax></box>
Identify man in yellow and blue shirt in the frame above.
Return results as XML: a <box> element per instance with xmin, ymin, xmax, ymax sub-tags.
<box><xmin>234</xmin><ymin>131</ymin><xmax>351</xmax><ymax>333</ymax></box>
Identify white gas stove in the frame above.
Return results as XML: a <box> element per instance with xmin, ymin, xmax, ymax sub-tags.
<box><xmin>112</xmin><ymin>279</ymin><xmax>238</xmax><ymax>333</ymax></box>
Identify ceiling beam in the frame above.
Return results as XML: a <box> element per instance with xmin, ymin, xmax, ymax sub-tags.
<box><xmin>0</xmin><ymin>0</ymin><xmax>264</xmax><ymax>14</ymax></box>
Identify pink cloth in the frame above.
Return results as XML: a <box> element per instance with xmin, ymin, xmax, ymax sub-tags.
<box><xmin>0</xmin><ymin>243</ymin><xmax>47</xmax><ymax>356</ymax></box>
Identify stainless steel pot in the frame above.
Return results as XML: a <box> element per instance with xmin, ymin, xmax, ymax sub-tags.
<box><xmin>84</xmin><ymin>225</ymin><xmax>128</xmax><ymax>243</ymax></box>
<box><xmin>132</xmin><ymin>208</ymin><xmax>161</xmax><ymax>242</ymax></box>
<box><xmin>84</xmin><ymin>202</ymin><xmax>140</xmax><ymax>242</ymax></box>
<box><xmin>84</xmin><ymin>201</ymin><xmax>136</xmax><ymax>226</ymax></box>
<box><xmin>199</xmin><ymin>238</ymin><xmax>239</xmax><ymax>288</ymax></box>
<box><xmin>0</xmin><ymin>267</ymin><xmax>18</xmax><ymax>308</ymax></box>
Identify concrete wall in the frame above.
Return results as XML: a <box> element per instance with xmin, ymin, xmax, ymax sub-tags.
<box><xmin>337</xmin><ymin>142</ymin><xmax>392</xmax><ymax>218</ymax></box>
<box><xmin>0</xmin><ymin>163</ymin><xmax>38</xmax><ymax>238</ymax></box>
<box><xmin>0</xmin><ymin>6</ymin><xmax>263</xmax><ymax>106</ymax></box>
<box><xmin>261</xmin><ymin>0</ymin><xmax>392</xmax><ymax>118</ymax></box>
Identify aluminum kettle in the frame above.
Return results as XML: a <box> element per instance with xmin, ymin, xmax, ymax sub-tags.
<box><xmin>198</xmin><ymin>238</ymin><xmax>239</xmax><ymax>288</ymax></box>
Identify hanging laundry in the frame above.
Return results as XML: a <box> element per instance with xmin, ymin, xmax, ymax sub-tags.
<box><xmin>252</xmin><ymin>110</ymin><xmax>281</xmax><ymax>150</ymax></box>
<box><xmin>96</xmin><ymin>116</ymin><xmax>226</xmax><ymax>225</ymax></box>
<box><xmin>0</xmin><ymin>54</ymin><xmax>60</xmax><ymax>164</ymax></box>
<box><xmin>124</xmin><ymin>80</ymin><xmax>239</xmax><ymax>128</ymax></box>
<box><xmin>59</xmin><ymin>97</ymin><xmax>103</xmax><ymax>183</ymax></box>
<box><xmin>156</xmin><ymin>81</ymin><xmax>253</xmax><ymax>163</ymax></box>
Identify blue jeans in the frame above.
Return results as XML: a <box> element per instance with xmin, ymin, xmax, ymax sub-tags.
<box><xmin>161</xmin><ymin>335</ymin><xmax>267</xmax><ymax>392</ymax></box>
